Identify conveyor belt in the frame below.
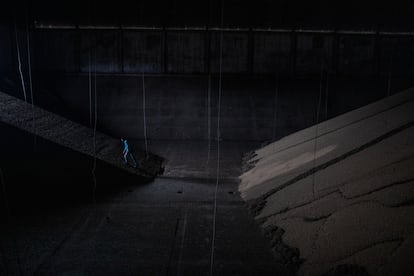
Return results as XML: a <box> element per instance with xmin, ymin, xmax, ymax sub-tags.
<box><xmin>0</xmin><ymin>91</ymin><xmax>164</xmax><ymax>179</ymax></box>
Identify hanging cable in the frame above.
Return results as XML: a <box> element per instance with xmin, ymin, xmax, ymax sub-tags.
<box><xmin>88</xmin><ymin>34</ymin><xmax>93</xmax><ymax>127</ymax></box>
<box><xmin>311</xmin><ymin>62</ymin><xmax>324</xmax><ymax>199</ymax></box>
<box><xmin>87</xmin><ymin>1</ymin><xmax>93</xmax><ymax>128</ymax></box>
<box><xmin>26</xmin><ymin>15</ymin><xmax>33</xmax><ymax>107</ymax></box>
<box><xmin>325</xmin><ymin>72</ymin><xmax>329</xmax><ymax>121</ymax></box>
<box><xmin>272</xmin><ymin>32</ymin><xmax>282</xmax><ymax>153</ymax></box>
<box><xmin>0</xmin><ymin>168</ymin><xmax>10</xmax><ymax>260</ymax></box>
<box><xmin>91</xmin><ymin>36</ymin><xmax>98</xmax><ymax>203</ymax></box>
<box><xmin>14</xmin><ymin>21</ymin><xmax>27</xmax><ymax>102</ymax></box>
<box><xmin>25</xmin><ymin>8</ymin><xmax>36</xmax><ymax>152</ymax></box>
<box><xmin>207</xmin><ymin>73</ymin><xmax>212</xmax><ymax>163</ymax></box>
<box><xmin>142</xmin><ymin>72</ymin><xmax>149</xmax><ymax>157</ymax></box>
<box><xmin>1</xmin><ymin>167</ymin><xmax>23</xmax><ymax>276</ymax></box>
<box><xmin>387</xmin><ymin>42</ymin><xmax>395</xmax><ymax>97</ymax></box>
<box><xmin>384</xmin><ymin>41</ymin><xmax>395</xmax><ymax>137</ymax></box>
<box><xmin>206</xmin><ymin>0</ymin><xmax>212</xmax><ymax>171</ymax></box>
<box><xmin>272</xmin><ymin>73</ymin><xmax>279</xmax><ymax>142</ymax></box>
<box><xmin>210</xmin><ymin>2</ymin><xmax>224</xmax><ymax>275</ymax></box>
<box><xmin>0</xmin><ymin>169</ymin><xmax>10</xmax><ymax>271</ymax></box>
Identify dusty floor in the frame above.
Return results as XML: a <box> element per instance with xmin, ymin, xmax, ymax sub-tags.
<box><xmin>0</xmin><ymin>122</ymin><xmax>288</xmax><ymax>275</ymax></box>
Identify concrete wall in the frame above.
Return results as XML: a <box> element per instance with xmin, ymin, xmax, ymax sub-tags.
<box><xmin>2</xmin><ymin>27</ymin><xmax>413</xmax><ymax>78</ymax></box>
<box><xmin>2</xmin><ymin>26</ymin><xmax>414</xmax><ymax>142</ymax></box>
<box><xmin>296</xmin><ymin>34</ymin><xmax>333</xmax><ymax>75</ymax></box>
<box><xmin>339</xmin><ymin>35</ymin><xmax>376</xmax><ymax>76</ymax></box>
<box><xmin>379</xmin><ymin>36</ymin><xmax>414</xmax><ymax>76</ymax></box>
<box><xmin>48</xmin><ymin>75</ymin><xmax>410</xmax><ymax>142</ymax></box>
<box><xmin>2</xmin><ymin>28</ymin><xmax>409</xmax><ymax>77</ymax></box>
<box><xmin>167</xmin><ymin>31</ymin><xmax>205</xmax><ymax>73</ymax></box>
<box><xmin>123</xmin><ymin>30</ymin><xmax>163</xmax><ymax>73</ymax></box>
<box><xmin>253</xmin><ymin>32</ymin><xmax>291</xmax><ymax>74</ymax></box>
<box><xmin>0</xmin><ymin>26</ymin><xmax>14</xmax><ymax>74</ymax></box>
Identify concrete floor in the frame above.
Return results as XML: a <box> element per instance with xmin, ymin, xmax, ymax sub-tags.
<box><xmin>0</xmin><ymin>123</ymin><xmax>287</xmax><ymax>275</ymax></box>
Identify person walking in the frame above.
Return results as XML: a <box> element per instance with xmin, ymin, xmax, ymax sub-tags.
<box><xmin>121</xmin><ymin>138</ymin><xmax>137</xmax><ymax>168</ymax></box>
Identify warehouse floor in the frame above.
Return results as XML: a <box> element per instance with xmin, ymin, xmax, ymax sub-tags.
<box><xmin>0</xmin><ymin>123</ymin><xmax>289</xmax><ymax>275</ymax></box>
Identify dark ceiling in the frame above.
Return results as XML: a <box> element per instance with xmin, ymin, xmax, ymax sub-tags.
<box><xmin>4</xmin><ymin>0</ymin><xmax>414</xmax><ymax>31</ymax></box>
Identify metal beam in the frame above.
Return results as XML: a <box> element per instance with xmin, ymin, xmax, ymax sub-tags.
<box><xmin>34</xmin><ymin>23</ymin><xmax>414</xmax><ymax>36</ymax></box>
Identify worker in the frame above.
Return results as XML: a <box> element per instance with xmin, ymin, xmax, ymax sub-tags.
<box><xmin>121</xmin><ymin>138</ymin><xmax>137</xmax><ymax>168</ymax></box>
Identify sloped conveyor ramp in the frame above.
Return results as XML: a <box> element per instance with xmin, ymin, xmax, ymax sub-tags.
<box><xmin>0</xmin><ymin>91</ymin><xmax>163</xmax><ymax>179</ymax></box>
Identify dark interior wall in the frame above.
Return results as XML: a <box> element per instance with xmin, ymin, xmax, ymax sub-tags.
<box><xmin>339</xmin><ymin>35</ymin><xmax>376</xmax><ymax>75</ymax></box>
<box><xmin>253</xmin><ymin>32</ymin><xmax>290</xmax><ymax>74</ymax></box>
<box><xmin>380</xmin><ymin>36</ymin><xmax>414</xmax><ymax>76</ymax></box>
<box><xmin>167</xmin><ymin>31</ymin><xmax>205</xmax><ymax>73</ymax></box>
<box><xmin>296</xmin><ymin>34</ymin><xmax>333</xmax><ymax>75</ymax></box>
<box><xmin>0</xmin><ymin>26</ymin><xmax>14</xmax><ymax>74</ymax></box>
<box><xmin>123</xmin><ymin>30</ymin><xmax>164</xmax><ymax>73</ymax></box>
<box><xmin>3</xmin><ymin>25</ymin><xmax>414</xmax><ymax>78</ymax></box>
<box><xmin>1</xmin><ymin>25</ymin><xmax>414</xmax><ymax>142</ymax></box>
<box><xmin>43</xmin><ymin>75</ymin><xmax>408</xmax><ymax>142</ymax></box>
<box><xmin>12</xmin><ymin>28</ymin><xmax>413</xmax><ymax>77</ymax></box>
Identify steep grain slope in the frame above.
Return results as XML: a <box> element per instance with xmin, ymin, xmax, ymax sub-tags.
<box><xmin>240</xmin><ymin>88</ymin><xmax>414</xmax><ymax>276</ymax></box>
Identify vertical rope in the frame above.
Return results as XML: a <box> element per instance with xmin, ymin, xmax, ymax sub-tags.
<box><xmin>25</xmin><ymin>9</ymin><xmax>36</xmax><ymax>151</ymax></box>
<box><xmin>1</xmin><ymin>169</ymin><xmax>10</xmax><ymax>271</ymax></box>
<box><xmin>88</xmin><ymin>34</ymin><xmax>93</xmax><ymax>127</ymax></box>
<box><xmin>88</xmin><ymin>1</ymin><xmax>93</xmax><ymax>128</ymax></box>
<box><xmin>26</xmin><ymin>17</ymin><xmax>33</xmax><ymax>106</ymax></box>
<box><xmin>387</xmin><ymin>44</ymin><xmax>394</xmax><ymax>97</ymax></box>
<box><xmin>210</xmin><ymin>2</ymin><xmax>224</xmax><ymax>275</ymax></box>
<box><xmin>272</xmin><ymin>74</ymin><xmax>279</xmax><ymax>142</ymax></box>
<box><xmin>0</xmin><ymin>168</ymin><xmax>10</xmax><ymax>235</ymax></box>
<box><xmin>0</xmin><ymin>166</ymin><xmax>9</xmax><ymax>244</ymax></box>
<box><xmin>384</xmin><ymin>41</ymin><xmax>395</xmax><ymax>141</ymax></box>
<box><xmin>311</xmin><ymin>62</ymin><xmax>324</xmax><ymax>199</ymax></box>
<box><xmin>91</xmin><ymin>36</ymin><xmax>98</xmax><ymax>203</ymax></box>
<box><xmin>14</xmin><ymin>21</ymin><xmax>27</xmax><ymax>102</ymax></box>
<box><xmin>325</xmin><ymin>73</ymin><xmax>329</xmax><ymax>121</ymax></box>
<box><xmin>1</xmin><ymin>167</ymin><xmax>23</xmax><ymax>276</ymax></box>
<box><xmin>272</xmin><ymin>32</ymin><xmax>282</xmax><ymax>153</ymax></box>
<box><xmin>207</xmin><ymin>73</ymin><xmax>212</xmax><ymax>163</ymax></box>
<box><xmin>142</xmin><ymin>72</ymin><xmax>149</xmax><ymax>156</ymax></box>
